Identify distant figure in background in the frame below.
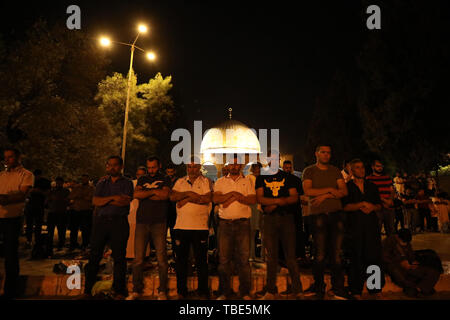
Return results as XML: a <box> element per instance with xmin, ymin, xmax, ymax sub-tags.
<box><xmin>165</xmin><ymin>163</ymin><xmax>179</xmax><ymax>260</ymax></box>
<box><xmin>382</xmin><ymin>229</ymin><xmax>441</xmax><ymax>298</ymax></box>
<box><xmin>0</xmin><ymin>148</ymin><xmax>33</xmax><ymax>299</ymax></box>
<box><xmin>426</xmin><ymin>174</ymin><xmax>437</xmax><ymax>196</ymax></box>
<box><xmin>430</xmin><ymin>192</ymin><xmax>448</xmax><ymax>233</ymax></box>
<box><xmin>46</xmin><ymin>177</ymin><xmax>70</xmax><ymax>256</ymax></box>
<box><xmin>68</xmin><ymin>174</ymin><xmax>95</xmax><ymax>251</ymax></box>
<box><xmin>415</xmin><ymin>189</ymin><xmax>433</xmax><ymax>232</ymax></box>
<box><xmin>126</xmin><ymin>166</ymin><xmax>147</xmax><ymax>259</ymax></box>
<box><xmin>393</xmin><ymin>172</ymin><xmax>405</xmax><ymax>196</ymax></box>
<box><xmin>24</xmin><ymin>169</ymin><xmax>51</xmax><ymax>250</ymax></box>
<box><xmin>341</xmin><ymin>160</ymin><xmax>353</xmax><ymax>183</ymax></box>
<box><xmin>393</xmin><ymin>194</ymin><xmax>405</xmax><ymax>231</ymax></box>
<box><xmin>366</xmin><ymin>160</ymin><xmax>395</xmax><ymax>236</ymax></box>
<box><xmin>248</xmin><ymin>162</ymin><xmax>263</xmax><ymax>261</ymax></box>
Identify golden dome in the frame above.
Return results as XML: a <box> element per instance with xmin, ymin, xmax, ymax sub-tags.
<box><xmin>200</xmin><ymin>119</ymin><xmax>261</xmax><ymax>154</ymax></box>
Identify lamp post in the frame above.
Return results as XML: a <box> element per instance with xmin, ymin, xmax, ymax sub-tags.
<box><xmin>99</xmin><ymin>24</ymin><xmax>156</xmax><ymax>169</ymax></box>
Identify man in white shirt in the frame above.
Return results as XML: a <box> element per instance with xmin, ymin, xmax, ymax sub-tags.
<box><xmin>213</xmin><ymin>154</ymin><xmax>256</xmax><ymax>300</ymax></box>
<box><xmin>170</xmin><ymin>156</ymin><xmax>213</xmax><ymax>299</ymax></box>
<box><xmin>0</xmin><ymin>148</ymin><xmax>33</xmax><ymax>299</ymax></box>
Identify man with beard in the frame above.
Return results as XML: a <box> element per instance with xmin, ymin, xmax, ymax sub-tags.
<box><xmin>366</xmin><ymin>160</ymin><xmax>395</xmax><ymax>236</ymax></box>
<box><xmin>302</xmin><ymin>145</ymin><xmax>348</xmax><ymax>300</ymax></box>
<box><xmin>256</xmin><ymin>151</ymin><xmax>302</xmax><ymax>300</ymax></box>
<box><xmin>342</xmin><ymin>159</ymin><xmax>385</xmax><ymax>299</ymax></box>
<box><xmin>128</xmin><ymin>156</ymin><xmax>171</xmax><ymax>300</ymax></box>
<box><xmin>170</xmin><ymin>156</ymin><xmax>212</xmax><ymax>299</ymax></box>
<box><xmin>82</xmin><ymin>156</ymin><xmax>133</xmax><ymax>299</ymax></box>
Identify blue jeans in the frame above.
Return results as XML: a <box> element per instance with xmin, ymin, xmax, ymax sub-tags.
<box><xmin>132</xmin><ymin>223</ymin><xmax>168</xmax><ymax>293</ymax></box>
<box><xmin>217</xmin><ymin>218</ymin><xmax>251</xmax><ymax>296</ymax></box>
<box><xmin>311</xmin><ymin>211</ymin><xmax>345</xmax><ymax>292</ymax></box>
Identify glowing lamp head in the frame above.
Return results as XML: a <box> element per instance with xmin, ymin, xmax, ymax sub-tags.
<box><xmin>99</xmin><ymin>37</ymin><xmax>111</xmax><ymax>47</ymax></box>
<box><xmin>138</xmin><ymin>25</ymin><xmax>148</xmax><ymax>33</ymax></box>
<box><xmin>146</xmin><ymin>52</ymin><xmax>156</xmax><ymax>61</ymax></box>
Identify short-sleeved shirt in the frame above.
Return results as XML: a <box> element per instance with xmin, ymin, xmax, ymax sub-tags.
<box><xmin>255</xmin><ymin>170</ymin><xmax>297</xmax><ymax>215</ymax></box>
<box><xmin>214</xmin><ymin>174</ymin><xmax>256</xmax><ymax>219</ymax></box>
<box><xmin>136</xmin><ymin>173</ymin><xmax>171</xmax><ymax>224</ymax></box>
<box><xmin>94</xmin><ymin>175</ymin><xmax>134</xmax><ymax>217</ymax></box>
<box><xmin>342</xmin><ymin>180</ymin><xmax>382</xmax><ymax>214</ymax></box>
<box><xmin>69</xmin><ymin>184</ymin><xmax>95</xmax><ymax>211</ymax></box>
<box><xmin>366</xmin><ymin>175</ymin><xmax>393</xmax><ymax>199</ymax></box>
<box><xmin>0</xmin><ymin>166</ymin><xmax>34</xmax><ymax>218</ymax></box>
<box><xmin>172</xmin><ymin>175</ymin><xmax>212</xmax><ymax>230</ymax></box>
<box><xmin>302</xmin><ymin>164</ymin><xmax>343</xmax><ymax>215</ymax></box>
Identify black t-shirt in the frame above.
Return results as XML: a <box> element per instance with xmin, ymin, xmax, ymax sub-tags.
<box><xmin>255</xmin><ymin>170</ymin><xmax>297</xmax><ymax>215</ymax></box>
<box><xmin>136</xmin><ymin>173</ymin><xmax>171</xmax><ymax>224</ymax></box>
<box><xmin>342</xmin><ymin>180</ymin><xmax>382</xmax><ymax>213</ymax></box>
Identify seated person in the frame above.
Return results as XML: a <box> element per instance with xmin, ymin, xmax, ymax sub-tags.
<box><xmin>382</xmin><ymin>229</ymin><xmax>441</xmax><ymax>297</ymax></box>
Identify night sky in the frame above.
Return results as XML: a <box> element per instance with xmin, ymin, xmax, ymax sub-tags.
<box><xmin>1</xmin><ymin>0</ymin><xmax>368</xmax><ymax>163</ymax></box>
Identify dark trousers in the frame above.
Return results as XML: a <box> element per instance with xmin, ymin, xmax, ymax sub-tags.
<box><xmin>394</xmin><ymin>208</ymin><xmax>405</xmax><ymax>231</ymax></box>
<box><xmin>264</xmin><ymin>214</ymin><xmax>302</xmax><ymax>294</ymax></box>
<box><xmin>348</xmin><ymin>211</ymin><xmax>385</xmax><ymax>295</ymax></box>
<box><xmin>418</xmin><ymin>208</ymin><xmax>432</xmax><ymax>231</ymax></box>
<box><xmin>311</xmin><ymin>211</ymin><xmax>345</xmax><ymax>292</ymax></box>
<box><xmin>0</xmin><ymin>217</ymin><xmax>21</xmax><ymax>298</ymax></box>
<box><xmin>173</xmin><ymin>229</ymin><xmax>209</xmax><ymax>296</ymax></box>
<box><xmin>69</xmin><ymin>210</ymin><xmax>92</xmax><ymax>249</ymax></box>
<box><xmin>377</xmin><ymin>207</ymin><xmax>395</xmax><ymax>236</ymax></box>
<box><xmin>386</xmin><ymin>264</ymin><xmax>440</xmax><ymax>294</ymax></box>
<box><xmin>217</xmin><ymin>218</ymin><xmax>251</xmax><ymax>296</ymax></box>
<box><xmin>132</xmin><ymin>223</ymin><xmax>168</xmax><ymax>294</ymax></box>
<box><xmin>84</xmin><ymin>215</ymin><xmax>129</xmax><ymax>296</ymax></box>
<box><xmin>24</xmin><ymin>206</ymin><xmax>44</xmax><ymax>244</ymax></box>
<box><xmin>294</xmin><ymin>211</ymin><xmax>306</xmax><ymax>259</ymax></box>
<box><xmin>47</xmin><ymin>211</ymin><xmax>67</xmax><ymax>252</ymax></box>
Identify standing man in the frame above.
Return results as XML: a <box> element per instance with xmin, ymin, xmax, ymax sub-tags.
<box><xmin>282</xmin><ymin>160</ymin><xmax>306</xmax><ymax>261</ymax></box>
<box><xmin>68</xmin><ymin>174</ymin><xmax>95</xmax><ymax>251</ymax></box>
<box><xmin>83</xmin><ymin>156</ymin><xmax>133</xmax><ymax>299</ymax></box>
<box><xmin>0</xmin><ymin>148</ymin><xmax>33</xmax><ymax>299</ymax></box>
<box><xmin>165</xmin><ymin>163</ymin><xmax>179</xmax><ymax>261</ymax></box>
<box><xmin>170</xmin><ymin>156</ymin><xmax>212</xmax><ymax>299</ymax></box>
<box><xmin>256</xmin><ymin>151</ymin><xmax>302</xmax><ymax>300</ymax></box>
<box><xmin>126</xmin><ymin>166</ymin><xmax>147</xmax><ymax>259</ymax></box>
<box><xmin>302</xmin><ymin>145</ymin><xmax>348</xmax><ymax>300</ymax></box>
<box><xmin>366</xmin><ymin>160</ymin><xmax>395</xmax><ymax>236</ymax></box>
<box><xmin>24</xmin><ymin>169</ymin><xmax>51</xmax><ymax>252</ymax></box>
<box><xmin>342</xmin><ymin>159</ymin><xmax>385</xmax><ymax>299</ymax></box>
<box><xmin>214</xmin><ymin>154</ymin><xmax>256</xmax><ymax>300</ymax></box>
<box><xmin>46</xmin><ymin>177</ymin><xmax>70</xmax><ymax>256</ymax></box>
<box><xmin>128</xmin><ymin>156</ymin><xmax>171</xmax><ymax>300</ymax></box>
<box><xmin>248</xmin><ymin>162</ymin><xmax>263</xmax><ymax>261</ymax></box>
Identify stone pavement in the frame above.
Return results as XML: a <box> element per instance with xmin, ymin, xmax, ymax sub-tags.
<box><xmin>1</xmin><ymin>232</ymin><xmax>450</xmax><ymax>300</ymax></box>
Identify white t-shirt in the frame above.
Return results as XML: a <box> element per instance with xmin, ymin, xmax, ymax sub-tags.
<box><xmin>214</xmin><ymin>174</ymin><xmax>255</xmax><ymax>220</ymax></box>
<box><xmin>0</xmin><ymin>166</ymin><xmax>34</xmax><ymax>218</ymax></box>
<box><xmin>172</xmin><ymin>175</ymin><xmax>212</xmax><ymax>230</ymax></box>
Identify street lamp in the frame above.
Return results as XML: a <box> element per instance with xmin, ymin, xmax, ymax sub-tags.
<box><xmin>98</xmin><ymin>24</ymin><xmax>156</xmax><ymax>168</ymax></box>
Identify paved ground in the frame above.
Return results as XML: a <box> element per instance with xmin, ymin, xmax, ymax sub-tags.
<box><xmin>1</xmin><ymin>231</ymin><xmax>450</xmax><ymax>300</ymax></box>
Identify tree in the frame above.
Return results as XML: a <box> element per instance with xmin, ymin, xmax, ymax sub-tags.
<box><xmin>0</xmin><ymin>20</ymin><xmax>116</xmax><ymax>179</ymax></box>
<box><xmin>95</xmin><ymin>71</ymin><xmax>175</xmax><ymax>173</ymax></box>
<box><xmin>357</xmin><ymin>0</ymin><xmax>450</xmax><ymax>174</ymax></box>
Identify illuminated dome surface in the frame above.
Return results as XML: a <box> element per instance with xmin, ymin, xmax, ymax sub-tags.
<box><xmin>200</xmin><ymin>119</ymin><xmax>261</xmax><ymax>154</ymax></box>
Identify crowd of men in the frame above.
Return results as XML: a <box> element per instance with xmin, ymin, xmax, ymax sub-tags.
<box><xmin>0</xmin><ymin>145</ymin><xmax>447</xmax><ymax>300</ymax></box>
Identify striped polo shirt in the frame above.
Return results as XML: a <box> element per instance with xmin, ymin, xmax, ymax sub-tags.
<box><xmin>366</xmin><ymin>174</ymin><xmax>393</xmax><ymax>199</ymax></box>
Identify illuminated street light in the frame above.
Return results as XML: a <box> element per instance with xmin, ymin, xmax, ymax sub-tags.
<box><xmin>146</xmin><ymin>51</ymin><xmax>156</xmax><ymax>61</ymax></box>
<box><xmin>98</xmin><ymin>22</ymin><xmax>156</xmax><ymax>169</ymax></box>
<box><xmin>99</xmin><ymin>37</ymin><xmax>111</xmax><ymax>47</ymax></box>
<box><xmin>138</xmin><ymin>24</ymin><xmax>148</xmax><ymax>33</ymax></box>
